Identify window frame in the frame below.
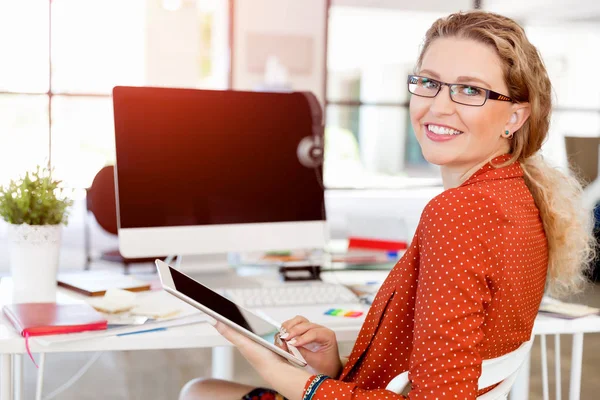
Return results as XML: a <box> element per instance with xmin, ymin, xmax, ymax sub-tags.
<box><xmin>323</xmin><ymin>1</ymin><xmax>600</xmax><ymax>190</ymax></box>
<box><xmin>0</xmin><ymin>0</ymin><xmax>234</xmax><ymax>185</ymax></box>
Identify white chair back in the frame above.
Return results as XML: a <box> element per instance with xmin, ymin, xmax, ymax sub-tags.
<box><xmin>386</xmin><ymin>336</ymin><xmax>535</xmax><ymax>399</ymax></box>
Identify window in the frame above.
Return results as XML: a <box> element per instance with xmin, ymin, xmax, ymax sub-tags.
<box><xmin>0</xmin><ymin>1</ymin><xmax>49</xmax><ymax>93</ymax></box>
<box><xmin>325</xmin><ymin>5</ymin><xmax>600</xmax><ymax>188</ymax></box>
<box><xmin>0</xmin><ymin>95</ymin><xmax>49</xmax><ymax>185</ymax></box>
<box><xmin>524</xmin><ymin>22</ymin><xmax>600</xmax><ymax>169</ymax></box>
<box><xmin>325</xmin><ymin>6</ymin><xmax>445</xmax><ymax>189</ymax></box>
<box><xmin>1</xmin><ymin>0</ymin><xmax>229</xmax><ymax>189</ymax></box>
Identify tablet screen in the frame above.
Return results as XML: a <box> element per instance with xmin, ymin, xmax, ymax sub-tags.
<box><xmin>169</xmin><ymin>267</ymin><xmax>278</xmax><ymax>337</ymax></box>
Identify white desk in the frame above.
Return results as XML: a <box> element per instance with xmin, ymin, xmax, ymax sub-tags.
<box><xmin>0</xmin><ymin>277</ymin><xmax>363</xmax><ymax>400</ymax></box>
<box><xmin>2</xmin><ymin>276</ymin><xmax>600</xmax><ymax>400</ymax></box>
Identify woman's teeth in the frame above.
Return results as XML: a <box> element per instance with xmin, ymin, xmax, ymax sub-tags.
<box><xmin>427</xmin><ymin>124</ymin><xmax>463</xmax><ymax>135</ymax></box>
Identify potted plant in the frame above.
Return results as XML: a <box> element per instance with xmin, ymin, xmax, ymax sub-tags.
<box><xmin>0</xmin><ymin>166</ymin><xmax>73</xmax><ymax>303</ymax></box>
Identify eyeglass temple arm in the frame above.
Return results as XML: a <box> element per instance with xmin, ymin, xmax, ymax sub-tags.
<box><xmin>488</xmin><ymin>90</ymin><xmax>513</xmax><ymax>102</ymax></box>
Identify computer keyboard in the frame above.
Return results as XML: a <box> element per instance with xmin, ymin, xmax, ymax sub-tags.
<box><xmin>223</xmin><ymin>282</ymin><xmax>361</xmax><ymax>308</ymax></box>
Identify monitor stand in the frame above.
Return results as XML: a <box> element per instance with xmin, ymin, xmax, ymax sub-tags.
<box><xmin>173</xmin><ymin>253</ymin><xmax>230</xmax><ymax>273</ymax></box>
<box><xmin>173</xmin><ymin>253</ymin><xmax>266</xmax><ymax>289</ymax></box>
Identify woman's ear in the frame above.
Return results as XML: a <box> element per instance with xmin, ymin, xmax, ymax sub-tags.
<box><xmin>506</xmin><ymin>103</ymin><xmax>531</xmax><ymax>133</ymax></box>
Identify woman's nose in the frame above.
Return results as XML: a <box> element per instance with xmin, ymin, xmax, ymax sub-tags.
<box><xmin>429</xmin><ymin>86</ymin><xmax>456</xmax><ymax>116</ymax></box>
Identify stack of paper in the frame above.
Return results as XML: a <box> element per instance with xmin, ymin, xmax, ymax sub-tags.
<box><xmin>539</xmin><ymin>296</ymin><xmax>600</xmax><ymax>319</ymax></box>
<box><xmin>34</xmin><ymin>289</ymin><xmax>208</xmax><ymax>346</ymax></box>
<box><xmin>35</xmin><ymin>313</ymin><xmax>207</xmax><ymax>346</ymax></box>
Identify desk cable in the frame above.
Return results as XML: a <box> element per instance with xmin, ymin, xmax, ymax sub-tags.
<box><xmin>35</xmin><ymin>351</ymin><xmax>103</xmax><ymax>400</ymax></box>
<box><xmin>35</xmin><ymin>254</ymin><xmax>180</xmax><ymax>399</ymax></box>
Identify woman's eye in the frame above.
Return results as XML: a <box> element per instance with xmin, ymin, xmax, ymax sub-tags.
<box><xmin>461</xmin><ymin>86</ymin><xmax>483</xmax><ymax>96</ymax></box>
<box><xmin>422</xmin><ymin>80</ymin><xmax>439</xmax><ymax>89</ymax></box>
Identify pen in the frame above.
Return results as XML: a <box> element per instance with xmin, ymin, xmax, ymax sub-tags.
<box><xmin>117</xmin><ymin>327</ymin><xmax>167</xmax><ymax>337</ymax></box>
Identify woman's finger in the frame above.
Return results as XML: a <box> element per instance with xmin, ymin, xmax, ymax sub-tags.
<box><xmin>295</xmin><ymin>343</ymin><xmax>323</xmax><ymax>358</ymax></box>
<box><xmin>215</xmin><ymin>321</ymin><xmax>242</xmax><ymax>345</ymax></box>
<box><xmin>214</xmin><ymin>321</ymin><xmax>229</xmax><ymax>336</ymax></box>
<box><xmin>282</xmin><ymin>322</ymin><xmax>321</xmax><ymax>340</ymax></box>
<box><xmin>289</xmin><ymin>327</ymin><xmax>336</xmax><ymax>349</ymax></box>
<box><xmin>287</xmin><ymin>329</ymin><xmax>320</xmax><ymax>348</ymax></box>
<box><xmin>216</xmin><ymin>322</ymin><xmax>262</xmax><ymax>351</ymax></box>
<box><xmin>280</xmin><ymin>315</ymin><xmax>309</xmax><ymax>332</ymax></box>
<box><xmin>274</xmin><ymin>333</ymin><xmax>289</xmax><ymax>352</ymax></box>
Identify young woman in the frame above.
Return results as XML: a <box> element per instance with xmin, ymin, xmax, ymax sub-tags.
<box><xmin>180</xmin><ymin>10</ymin><xmax>595</xmax><ymax>400</ymax></box>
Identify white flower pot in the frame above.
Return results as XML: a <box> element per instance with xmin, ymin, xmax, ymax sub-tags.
<box><xmin>7</xmin><ymin>223</ymin><xmax>62</xmax><ymax>304</ymax></box>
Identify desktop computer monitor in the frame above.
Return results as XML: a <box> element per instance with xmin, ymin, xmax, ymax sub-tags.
<box><xmin>112</xmin><ymin>87</ymin><xmax>327</xmax><ymax>258</ymax></box>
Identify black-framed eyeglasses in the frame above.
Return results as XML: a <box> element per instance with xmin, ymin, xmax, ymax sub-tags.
<box><xmin>407</xmin><ymin>75</ymin><xmax>513</xmax><ymax>107</ymax></box>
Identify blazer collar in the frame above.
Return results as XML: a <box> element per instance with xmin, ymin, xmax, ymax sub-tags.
<box><xmin>460</xmin><ymin>154</ymin><xmax>523</xmax><ymax>188</ymax></box>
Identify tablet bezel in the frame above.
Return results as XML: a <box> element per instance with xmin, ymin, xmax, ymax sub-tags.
<box><xmin>155</xmin><ymin>260</ymin><xmax>307</xmax><ymax>367</ymax></box>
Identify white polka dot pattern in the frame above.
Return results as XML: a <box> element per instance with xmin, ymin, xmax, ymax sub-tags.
<box><xmin>303</xmin><ymin>155</ymin><xmax>549</xmax><ymax>399</ymax></box>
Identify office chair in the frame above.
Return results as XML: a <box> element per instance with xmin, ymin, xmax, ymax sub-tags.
<box><xmin>385</xmin><ymin>336</ymin><xmax>535</xmax><ymax>399</ymax></box>
<box><xmin>84</xmin><ymin>165</ymin><xmax>158</xmax><ymax>274</ymax></box>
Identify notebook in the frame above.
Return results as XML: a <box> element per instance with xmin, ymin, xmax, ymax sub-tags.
<box><xmin>57</xmin><ymin>271</ymin><xmax>152</xmax><ymax>297</ymax></box>
<box><xmin>3</xmin><ymin>303</ymin><xmax>108</xmax><ymax>336</ymax></box>
<box><xmin>2</xmin><ymin>303</ymin><xmax>108</xmax><ymax>367</ymax></box>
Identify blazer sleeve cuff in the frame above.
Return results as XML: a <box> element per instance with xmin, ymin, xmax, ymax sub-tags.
<box><xmin>302</xmin><ymin>374</ymin><xmax>330</xmax><ymax>400</ymax></box>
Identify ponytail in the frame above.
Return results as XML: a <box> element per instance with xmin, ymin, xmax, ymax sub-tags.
<box><xmin>521</xmin><ymin>155</ymin><xmax>596</xmax><ymax>298</ymax></box>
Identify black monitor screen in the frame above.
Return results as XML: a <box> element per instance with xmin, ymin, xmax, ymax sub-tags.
<box><xmin>113</xmin><ymin>87</ymin><xmax>324</xmax><ymax>229</ymax></box>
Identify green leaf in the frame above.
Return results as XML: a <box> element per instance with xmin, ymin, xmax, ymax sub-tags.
<box><xmin>0</xmin><ymin>165</ymin><xmax>74</xmax><ymax>226</ymax></box>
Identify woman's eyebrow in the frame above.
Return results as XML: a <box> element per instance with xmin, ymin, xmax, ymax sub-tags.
<box><xmin>419</xmin><ymin>69</ymin><xmax>441</xmax><ymax>79</ymax></box>
<box><xmin>419</xmin><ymin>70</ymin><xmax>492</xmax><ymax>89</ymax></box>
<box><xmin>456</xmin><ymin>75</ymin><xmax>492</xmax><ymax>89</ymax></box>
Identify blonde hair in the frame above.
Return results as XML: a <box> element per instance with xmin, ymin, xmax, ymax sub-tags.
<box><xmin>416</xmin><ymin>11</ymin><xmax>596</xmax><ymax>298</ymax></box>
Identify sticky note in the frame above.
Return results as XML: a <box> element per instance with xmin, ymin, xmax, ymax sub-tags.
<box><xmin>344</xmin><ymin>311</ymin><xmax>363</xmax><ymax>318</ymax></box>
<box><xmin>324</xmin><ymin>309</ymin><xmax>363</xmax><ymax>317</ymax></box>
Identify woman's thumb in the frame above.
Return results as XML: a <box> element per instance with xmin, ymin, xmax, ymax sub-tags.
<box><xmin>300</xmin><ymin>342</ymin><xmax>323</xmax><ymax>352</ymax></box>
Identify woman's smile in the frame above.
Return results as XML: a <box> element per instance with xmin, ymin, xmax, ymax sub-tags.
<box><xmin>424</xmin><ymin>123</ymin><xmax>464</xmax><ymax>142</ymax></box>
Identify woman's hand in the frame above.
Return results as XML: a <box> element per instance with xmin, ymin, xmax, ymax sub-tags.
<box><xmin>214</xmin><ymin>321</ymin><xmax>285</xmax><ymax>371</ymax></box>
<box><xmin>276</xmin><ymin>316</ymin><xmax>343</xmax><ymax>378</ymax></box>
<box><xmin>214</xmin><ymin>321</ymin><xmax>312</xmax><ymax>400</ymax></box>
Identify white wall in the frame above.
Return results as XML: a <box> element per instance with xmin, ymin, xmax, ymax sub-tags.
<box><xmin>485</xmin><ymin>0</ymin><xmax>600</xmax><ymax>21</ymax></box>
<box><xmin>333</xmin><ymin>0</ymin><xmax>472</xmax><ymax>12</ymax></box>
<box><xmin>144</xmin><ymin>1</ymin><xmax>200</xmax><ymax>87</ymax></box>
<box><xmin>144</xmin><ymin>0</ymin><xmax>229</xmax><ymax>89</ymax></box>
<box><xmin>232</xmin><ymin>0</ymin><xmax>327</xmax><ymax>104</ymax></box>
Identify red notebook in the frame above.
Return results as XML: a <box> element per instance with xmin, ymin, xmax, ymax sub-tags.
<box><xmin>3</xmin><ymin>303</ymin><xmax>108</xmax><ymax>336</ymax></box>
<box><xmin>2</xmin><ymin>303</ymin><xmax>107</xmax><ymax>367</ymax></box>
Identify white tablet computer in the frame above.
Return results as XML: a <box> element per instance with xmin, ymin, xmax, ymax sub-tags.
<box><xmin>155</xmin><ymin>260</ymin><xmax>307</xmax><ymax>367</ymax></box>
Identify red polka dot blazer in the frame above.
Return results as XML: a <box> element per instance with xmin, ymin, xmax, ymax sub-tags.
<box><xmin>304</xmin><ymin>155</ymin><xmax>548</xmax><ymax>399</ymax></box>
